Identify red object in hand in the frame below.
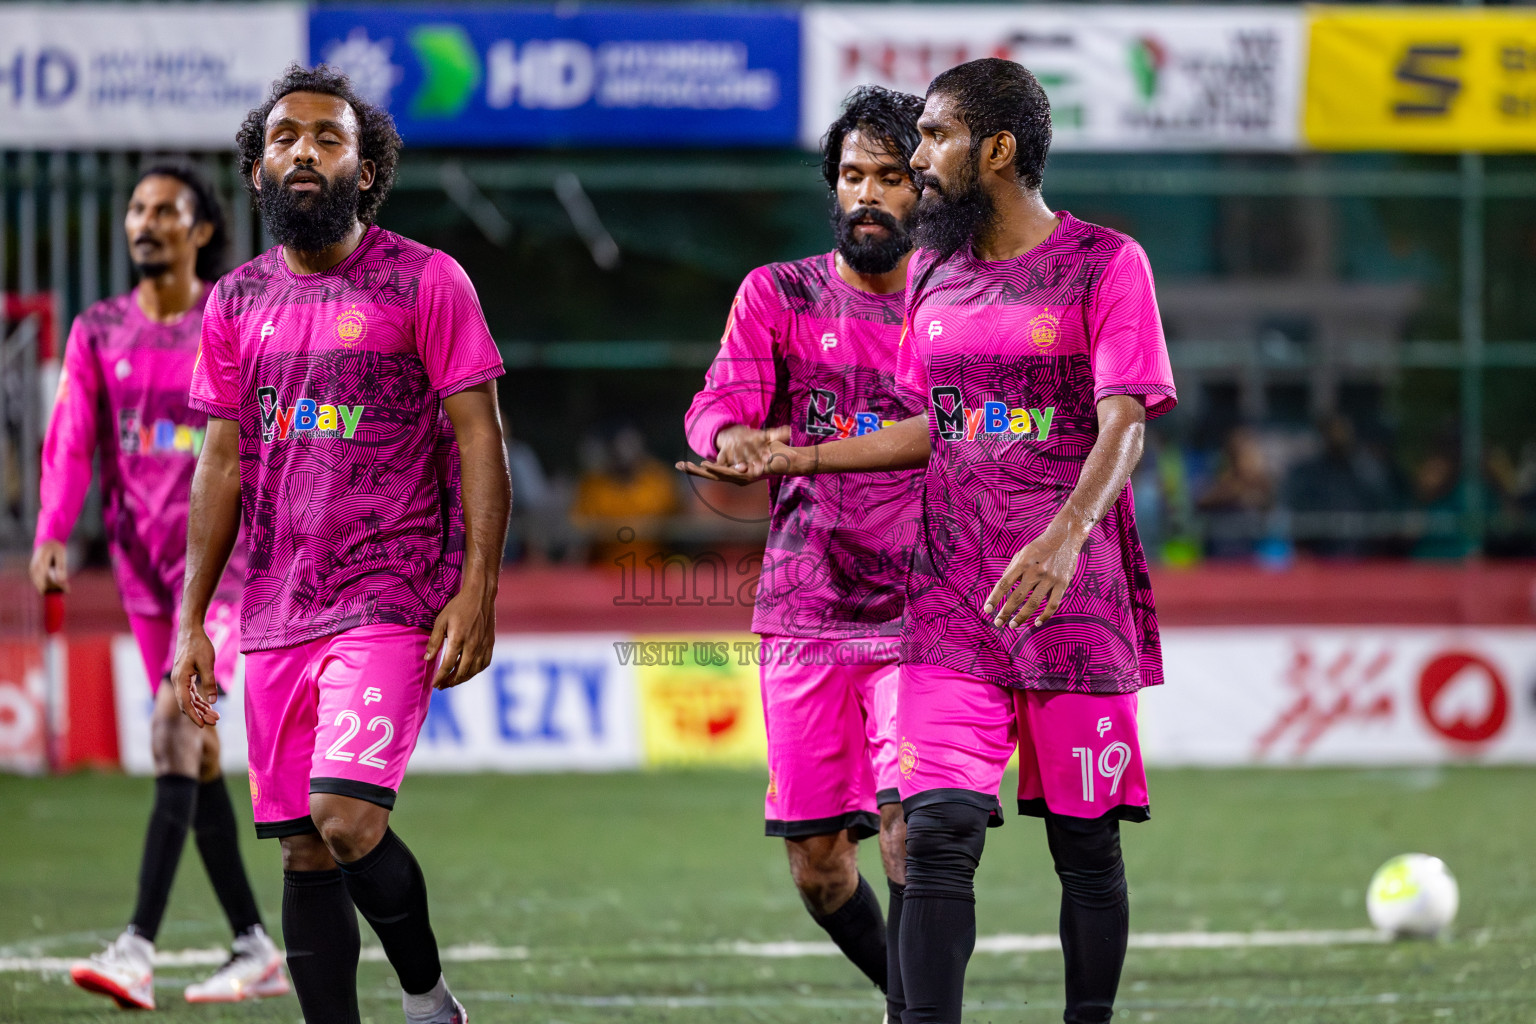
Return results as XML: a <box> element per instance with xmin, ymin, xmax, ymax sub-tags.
<box><xmin>43</xmin><ymin>591</ymin><xmax>64</xmax><ymax>635</ymax></box>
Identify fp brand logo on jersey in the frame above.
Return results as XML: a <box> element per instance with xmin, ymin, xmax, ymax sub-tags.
<box><xmin>930</xmin><ymin>387</ymin><xmax>1055</xmax><ymax>442</ymax></box>
<box><xmin>259</xmin><ymin>321</ymin><xmax>276</xmax><ymax>344</ymax></box>
<box><xmin>927</xmin><ymin>319</ymin><xmax>943</xmax><ymax>340</ymax></box>
<box><xmin>820</xmin><ymin>332</ymin><xmax>838</xmax><ymax>351</ymax></box>
<box><xmin>257</xmin><ymin>386</ymin><xmax>367</xmax><ymax>443</ymax></box>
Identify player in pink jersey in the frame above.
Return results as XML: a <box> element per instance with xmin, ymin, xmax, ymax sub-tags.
<box><xmin>684</xmin><ymin>59</ymin><xmax>1175</xmax><ymax>1024</ymax></box>
<box><xmin>172</xmin><ymin>66</ymin><xmax>510</xmax><ymax>1024</ymax></box>
<box><xmin>680</xmin><ymin>86</ymin><xmax>925</xmax><ymax>1020</ymax></box>
<box><xmin>33</xmin><ymin>163</ymin><xmax>285</xmax><ymax>1010</ymax></box>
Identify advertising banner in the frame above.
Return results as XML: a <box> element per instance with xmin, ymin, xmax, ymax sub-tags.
<box><xmin>104</xmin><ymin>626</ymin><xmax>1536</xmax><ymax>775</ymax></box>
<box><xmin>309</xmin><ymin>4</ymin><xmax>801</xmax><ymax>147</ymax></box>
<box><xmin>1142</xmin><ymin>628</ymin><xmax>1536</xmax><ymax>765</ymax></box>
<box><xmin>801</xmin><ymin>5</ymin><xmax>1305</xmax><ymax>151</ymax></box>
<box><xmin>408</xmin><ymin>634</ymin><xmax>641</xmax><ymax>772</ymax></box>
<box><xmin>1305</xmin><ymin>8</ymin><xmax>1536</xmax><ymax>152</ymax></box>
<box><xmin>631</xmin><ymin>633</ymin><xmax>767</xmax><ymax>766</ymax></box>
<box><xmin>113</xmin><ymin>634</ymin><xmax>641</xmax><ymax>775</ymax></box>
<box><xmin>113</xmin><ymin>635</ymin><xmax>251</xmax><ymax>776</ymax></box>
<box><xmin>0</xmin><ymin>4</ymin><xmax>306</xmax><ymax>149</ymax></box>
<box><xmin>0</xmin><ymin>642</ymin><xmax>47</xmax><ymax>775</ymax></box>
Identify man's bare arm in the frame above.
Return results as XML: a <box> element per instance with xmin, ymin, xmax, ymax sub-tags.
<box><xmin>985</xmin><ymin>395</ymin><xmax>1147</xmax><ymax>627</ymax></box>
<box><xmin>678</xmin><ymin>413</ymin><xmax>931</xmax><ymax>483</ymax></box>
<box><xmin>171</xmin><ymin>417</ymin><xmax>241</xmax><ymax>725</ymax></box>
<box><xmin>427</xmin><ymin>381</ymin><xmax>511</xmax><ymax>689</ymax></box>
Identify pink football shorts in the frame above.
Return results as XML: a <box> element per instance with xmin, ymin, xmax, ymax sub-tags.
<box><xmin>897</xmin><ymin>663</ymin><xmax>1150</xmax><ymax>825</ymax></box>
<box><xmin>761</xmin><ymin>636</ymin><xmax>901</xmax><ymax>839</ymax></box>
<box><xmin>243</xmin><ymin>624</ymin><xmax>435</xmax><ymax>838</ymax></box>
<box><xmin>128</xmin><ymin>599</ymin><xmax>240</xmax><ymax>694</ymax></box>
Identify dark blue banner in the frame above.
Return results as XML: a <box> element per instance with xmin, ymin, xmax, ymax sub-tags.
<box><xmin>309</xmin><ymin>4</ymin><xmax>801</xmax><ymax>147</ymax></box>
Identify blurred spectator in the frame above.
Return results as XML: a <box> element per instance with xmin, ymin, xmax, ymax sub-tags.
<box><xmin>1196</xmin><ymin>426</ymin><xmax>1276</xmax><ymax>559</ymax></box>
<box><xmin>1283</xmin><ymin>414</ymin><xmax>1395</xmax><ymax>557</ymax></box>
<box><xmin>571</xmin><ymin>425</ymin><xmax>681</xmax><ymax>565</ymax></box>
<box><xmin>504</xmin><ymin>429</ymin><xmax>574</xmax><ymax>564</ymax></box>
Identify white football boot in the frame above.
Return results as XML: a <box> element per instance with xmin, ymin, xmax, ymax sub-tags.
<box><xmin>183</xmin><ymin>925</ymin><xmax>291</xmax><ymax>1003</ymax></box>
<box><xmin>69</xmin><ymin>929</ymin><xmax>155</xmax><ymax>1010</ymax></box>
<box><xmin>404</xmin><ymin>976</ymin><xmax>469</xmax><ymax>1024</ymax></box>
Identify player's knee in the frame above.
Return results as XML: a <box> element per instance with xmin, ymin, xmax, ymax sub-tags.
<box><xmin>904</xmin><ymin>801</ymin><xmax>989</xmax><ymax>900</ymax></box>
<box><xmin>310</xmin><ymin>796</ymin><xmax>389</xmax><ymax>863</ymax></box>
<box><xmin>148</xmin><ymin>693</ymin><xmax>200</xmax><ymax>773</ymax></box>
<box><xmin>280</xmin><ymin>833</ymin><xmax>335</xmax><ymax>873</ymax></box>
<box><xmin>1045</xmin><ymin>814</ymin><xmax>1126</xmax><ymax>910</ymax></box>
<box><xmin>878</xmin><ymin>804</ymin><xmax>907</xmax><ymax>885</ymax></box>
<box><xmin>786</xmin><ymin>835</ymin><xmax>857</xmax><ymax>913</ymax></box>
<box><xmin>197</xmin><ymin>729</ymin><xmax>222</xmax><ymax>782</ymax></box>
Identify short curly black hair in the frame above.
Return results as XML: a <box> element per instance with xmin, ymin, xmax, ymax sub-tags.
<box><xmin>137</xmin><ymin>160</ymin><xmax>229</xmax><ymax>281</ymax></box>
<box><xmin>820</xmin><ymin>85</ymin><xmax>925</xmax><ymax>191</ymax></box>
<box><xmin>236</xmin><ymin>63</ymin><xmax>402</xmax><ymax>226</ymax></box>
<box><xmin>927</xmin><ymin>58</ymin><xmax>1053</xmax><ymax>191</ymax></box>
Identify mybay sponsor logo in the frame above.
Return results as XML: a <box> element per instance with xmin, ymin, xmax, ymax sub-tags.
<box><xmin>929</xmin><ymin>387</ymin><xmax>1054</xmax><ymax>443</ymax></box>
<box><xmin>257</xmin><ymin>387</ymin><xmax>366</xmax><ymax>443</ymax></box>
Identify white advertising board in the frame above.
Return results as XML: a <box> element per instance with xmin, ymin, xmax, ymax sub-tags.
<box><xmin>112</xmin><ymin>633</ymin><xmax>640</xmax><ymax>775</ymax></box>
<box><xmin>802</xmin><ymin>5</ymin><xmax>1304</xmax><ymax>151</ymax></box>
<box><xmin>1142</xmin><ymin>628</ymin><xmax>1536</xmax><ymax>766</ymax></box>
<box><xmin>0</xmin><ymin>4</ymin><xmax>306</xmax><ymax>148</ymax></box>
<box><xmin>111</xmin><ymin>626</ymin><xmax>1536</xmax><ymax>774</ymax></box>
<box><xmin>112</xmin><ymin>634</ymin><xmax>250</xmax><ymax>776</ymax></box>
<box><xmin>405</xmin><ymin>634</ymin><xmax>641</xmax><ymax>773</ymax></box>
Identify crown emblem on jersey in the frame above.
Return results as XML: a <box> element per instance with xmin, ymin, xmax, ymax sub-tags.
<box><xmin>1029</xmin><ymin>311</ymin><xmax>1060</xmax><ymax>353</ymax></box>
<box><xmin>336</xmin><ymin>305</ymin><xmax>367</xmax><ymax>348</ymax></box>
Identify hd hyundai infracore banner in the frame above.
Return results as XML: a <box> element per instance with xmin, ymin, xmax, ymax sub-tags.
<box><xmin>308</xmin><ymin>3</ymin><xmax>803</xmax><ymax>146</ymax></box>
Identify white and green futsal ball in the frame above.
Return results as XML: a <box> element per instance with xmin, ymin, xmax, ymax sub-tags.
<box><xmin>1366</xmin><ymin>854</ymin><xmax>1459</xmax><ymax>938</ymax></box>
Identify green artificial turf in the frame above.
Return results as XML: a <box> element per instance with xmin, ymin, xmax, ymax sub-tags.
<box><xmin>2</xmin><ymin>767</ymin><xmax>1532</xmax><ymax>1023</ymax></box>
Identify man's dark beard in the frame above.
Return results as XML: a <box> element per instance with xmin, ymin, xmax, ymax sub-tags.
<box><xmin>256</xmin><ymin>166</ymin><xmax>362</xmax><ymax>254</ymax></box>
<box><xmin>832</xmin><ymin>204</ymin><xmax>914</xmax><ymax>275</ymax></box>
<box><xmin>912</xmin><ymin>155</ymin><xmax>996</xmax><ymax>261</ymax></box>
<box><xmin>132</xmin><ymin>260</ymin><xmax>171</xmax><ymax>279</ymax></box>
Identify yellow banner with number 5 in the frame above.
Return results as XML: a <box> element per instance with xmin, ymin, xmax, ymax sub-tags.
<box><xmin>1305</xmin><ymin>7</ymin><xmax>1536</xmax><ymax>151</ymax></box>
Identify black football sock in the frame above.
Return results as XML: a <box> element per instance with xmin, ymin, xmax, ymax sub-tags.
<box><xmin>809</xmin><ymin>874</ymin><xmax>887</xmax><ymax>991</ymax></box>
<box><xmin>900</xmin><ymin>801</ymin><xmax>990</xmax><ymax>1024</ymax></box>
<box><xmin>193</xmin><ymin>777</ymin><xmax>264</xmax><ymax>937</ymax></box>
<box><xmin>128</xmin><ymin>774</ymin><xmax>198</xmax><ymax>942</ymax></box>
<box><xmin>1046</xmin><ymin>815</ymin><xmax>1130</xmax><ymax>1024</ymax></box>
<box><xmin>886</xmin><ymin>880</ymin><xmax>906</xmax><ymax>1023</ymax></box>
<box><xmin>283</xmin><ymin>868</ymin><xmax>361</xmax><ymax>1024</ymax></box>
<box><xmin>337</xmin><ymin>829</ymin><xmax>443</xmax><ymax>995</ymax></box>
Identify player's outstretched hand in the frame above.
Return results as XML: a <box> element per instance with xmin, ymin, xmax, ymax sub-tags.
<box><xmin>29</xmin><ymin>540</ymin><xmax>69</xmax><ymax>594</ymax></box>
<box><xmin>676</xmin><ymin>432</ymin><xmax>803</xmax><ymax>486</ymax></box>
<box><xmin>984</xmin><ymin>524</ymin><xmax>1085</xmax><ymax>629</ymax></box>
<box><xmin>427</xmin><ymin>587</ymin><xmax>495</xmax><ymax>689</ymax></box>
<box><xmin>170</xmin><ymin>627</ymin><xmax>220</xmax><ymax>726</ymax></box>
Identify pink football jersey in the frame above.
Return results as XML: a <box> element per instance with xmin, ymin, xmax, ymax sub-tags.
<box><xmin>38</xmin><ymin>287</ymin><xmax>244</xmax><ymax>616</ymax></box>
<box><xmin>895</xmin><ymin>213</ymin><xmax>1176</xmax><ymax>693</ymax></box>
<box><xmin>687</xmin><ymin>251</ymin><xmax>924</xmax><ymax>639</ymax></box>
<box><xmin>189</xmin><ymin>227</ymin><xmax>504</xmax><ymax>652</ymax></box>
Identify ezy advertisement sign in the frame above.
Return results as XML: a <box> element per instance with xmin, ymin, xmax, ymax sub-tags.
<box><xmin>310</xmin><ymin>4</ymin><xmax>801</xmax><ymax>146</ymax></box>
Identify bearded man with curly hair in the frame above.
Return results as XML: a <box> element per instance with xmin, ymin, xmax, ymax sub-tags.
<box><xmin>172</xmin><ymin>64</ymin><xmax>511</xmax><ymax>1024</ymax></box>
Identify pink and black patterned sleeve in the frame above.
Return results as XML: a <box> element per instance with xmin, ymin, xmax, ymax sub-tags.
<box><xmin>684</xmin><ymin>266</ymin><xmax>782</xmax><ymax>460</ymax></box>
<box><xmin>35</xmin><ymin>318</ymin><xmax>101</xmax><ymax>546</ymax></box>
<box><xmin>188</xmin><ymin>280</ymin><xmax>242</xmax><ymax>420</ymax></box>
<box><xmin>416</xmin><ymin>251</ymin><xmax>505</xmax><ymax>397</ymax></box>
<box><xmin>1087</xmin><ymin>242</ymin><xmax>1177</xmax><ymax>420</ymax></box>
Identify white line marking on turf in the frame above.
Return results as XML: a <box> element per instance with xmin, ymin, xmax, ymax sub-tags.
<box><xmin>0</xmin><ymin>929</ymin><xmax>1387</xmax><ymax>974</ymax></box>
<box><xmin>730</xmin><ymin>928</ymin><xmax>1389</xmax><ymax>958</ymax></box>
